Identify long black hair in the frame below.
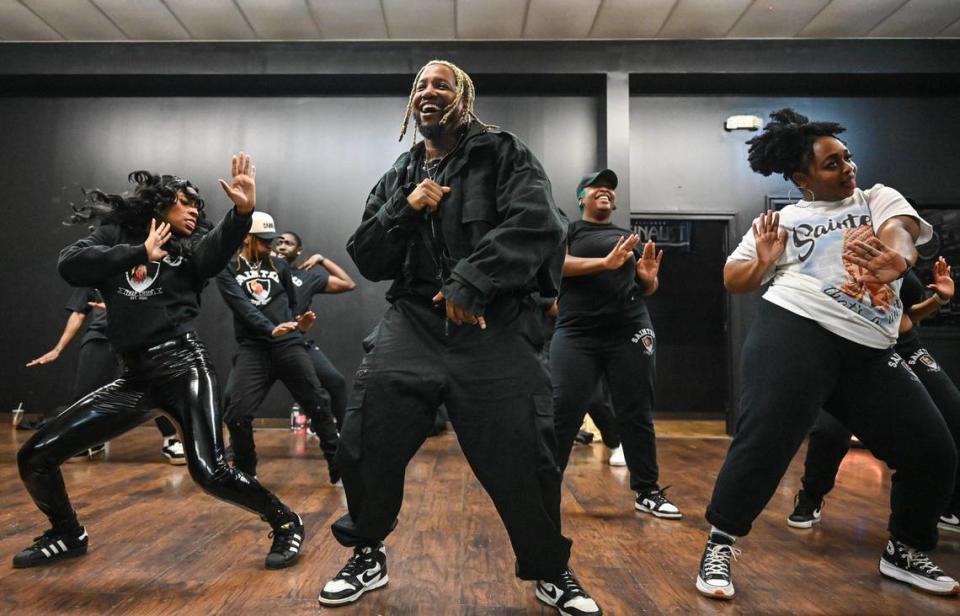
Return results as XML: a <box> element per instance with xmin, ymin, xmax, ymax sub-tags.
<box><xmin>746</xmin><ymin>108</ymin><xmax>846</xmax><ymax>182</ymax></box>
<box><xmin>69</xmin><ymin>171</ymin><xmax>212</xmax><ymax>255</ymax></box>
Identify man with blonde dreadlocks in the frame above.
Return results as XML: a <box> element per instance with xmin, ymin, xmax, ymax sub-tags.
<box><xmin>319</xmin><ymin>61</ymin><xmax>603</xmax><ymax>616</ymax></box>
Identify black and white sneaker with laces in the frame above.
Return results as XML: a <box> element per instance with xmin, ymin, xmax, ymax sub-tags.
<box><xmin>879</xmin><ymin>538</ymin><xmax>959</xmax><ymax>595</ymax></box>
<box><xmin>264</xmin><ymin>513</ymin><xmax>304</xmax><ymax>570</ymax></box>
<box><xmin>319</xmin><ymin>543</ymin><xmax>389</xmax><ymax>606</ymax></box>
<box><xmin>696</xmin><ymin>538</ymin><xmax>740</xmax><ymax>599</ymax></box>
<box><xmin>535</xmin><ymin>569</ymin><xmax>602</xmax><ymax>616</ymax></box>
<box><xmin>938</xmin><ymin>513</ymin><xmax>960</xmax><ymax>534</ymax></box>
<box><xmin>787</xmin><ymin>490</ymin><xmax>822</xmax><ymax>528</ymax></box>
<box><xmin>161</xmin><ymin>437</ymin><xmax>187</xmax><ymax>465</ymax></box>
<box><xmin>12</xmin><ymin>527</ymin><xmax>88</xmax><ymax>568</ymax></box>
<box><xmin>635</xmin><ymin>486</ymin><xmax>682</xmax><ymax>519</ymax></box>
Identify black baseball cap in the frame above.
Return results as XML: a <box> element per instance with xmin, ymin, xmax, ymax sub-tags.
<box><xmin>576</xmin><ymin>169</ymin><xmax>618</xmax><ymax>198</ymax></box>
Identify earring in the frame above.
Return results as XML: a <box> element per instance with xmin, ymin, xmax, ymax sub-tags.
<box><xmin>799</xmin><ymin>186</ymin><xmax>816</xmax><ymax>201</ymax></box>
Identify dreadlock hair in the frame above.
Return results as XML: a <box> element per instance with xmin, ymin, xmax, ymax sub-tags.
<box><xmin>399</xmin><ymin>59</ymin><xmax>486</xmax><ymax>143</ymax></box>
<box><xmin>68</xmin><ymin>171</ymin><xmax>211</xmax><ymax>256</ymax></box>
<box><xmin>746</xmin><ymin>108</ymin><xmax>846</xmax><ymax>183</ymax></box>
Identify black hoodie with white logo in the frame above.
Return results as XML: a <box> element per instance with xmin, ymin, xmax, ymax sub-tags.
<box><xmin>58</xmin><ymin>207</ymin><xmax>252</xmax><ymax>352</ymax></box>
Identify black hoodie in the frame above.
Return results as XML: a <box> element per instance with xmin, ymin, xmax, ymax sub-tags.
<box><xmin>58</xmin><ymin>207</ymin><xmax>252</xmax><ymax>352</ymax></box>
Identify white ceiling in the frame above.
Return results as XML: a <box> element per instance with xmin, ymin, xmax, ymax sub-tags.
<box><xmin>0</xmin><ymin>0</ymin><xmax>958</xmax><ymax>42</ymax></box>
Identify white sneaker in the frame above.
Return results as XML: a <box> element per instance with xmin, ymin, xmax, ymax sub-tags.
<box><xmin>161</xmin><ymin>437</ymin><xmax>187</xmax><ymax>465</ymax></box>
<box><xmin>938</xmin><ymin>513</ymin><xmax>960</xmax><ymax>534</ymax></box>
<box><xmin>608</xmin><ymin>446</ymin><xmax>626</xmax><ymax>467</ymax></box>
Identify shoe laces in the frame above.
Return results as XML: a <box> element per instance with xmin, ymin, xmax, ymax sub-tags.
<box><xmin>643</xmin><ymin>485</ymin><xmax>673</xmax><ymax>506</ymax></box>
<box><xmin>553</xmin><ymin>570</ymin><xmax>587</xmax><ymax>598</ymax></box>
<box><xmin>904</xmin><ymin>548</ymin><xmax>944</xmax><ymax>576</ymax></box>
<box><xmin>267</xmin><ymin>520</ymin><xmax>300</xmax><ymax>552</ymax></box>
<box><xmin>28</xmin><ymin>530</ymin><xmax>60</xmax><ymax>550</ymax></box>
<box><xmin>702</xmin><ymin>543</ymin><xmax>741</xmax><ymax>577</ymax></box>
<box><xmin>337</xmin><ymin>546</ymin><xmax>377</xmax><ymax>579</ymax></box>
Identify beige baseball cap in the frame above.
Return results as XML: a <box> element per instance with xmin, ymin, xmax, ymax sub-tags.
<box><xmin>250</xmin><ymin>211</ymin><xmax>280</xmax><ymax>239</ymax></box>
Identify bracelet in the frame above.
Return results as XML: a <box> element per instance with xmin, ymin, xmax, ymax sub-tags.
<box><xmin>896</xmin><ymin>263</ymin><xmax>912</xmax><ymax>280</ymax></box>
<box><xmin>934</xmin><ymin>293</ymin><xmax>951</xmax><ymax>306</ymax></box>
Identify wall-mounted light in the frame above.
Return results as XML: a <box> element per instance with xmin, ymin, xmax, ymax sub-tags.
<box><xmin>724</xmin><ymin>115</ymin><xmax>763</xmax><ymax>131</ymax></box>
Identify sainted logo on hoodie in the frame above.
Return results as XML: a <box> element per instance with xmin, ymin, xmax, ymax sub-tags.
<box><xmin>119</xmin><ymin>262</ymin><xmax>164</xmax><ymax>300</ymax></box>
<box><xmin>235</xmin><ymin>268</ymin><xmax>282</xmax><ymax>307</ymax></box>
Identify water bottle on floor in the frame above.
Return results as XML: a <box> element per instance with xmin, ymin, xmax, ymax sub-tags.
<box><xmin>290</xmin><ymin>403</ymin><xmax>304</xmax><ymax>432</ymax></box>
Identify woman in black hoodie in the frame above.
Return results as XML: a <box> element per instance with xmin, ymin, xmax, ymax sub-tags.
<box><xmin>14</xmin><ymin>153</ymin><xmax>304</xmax><ymax>572</ymax></box>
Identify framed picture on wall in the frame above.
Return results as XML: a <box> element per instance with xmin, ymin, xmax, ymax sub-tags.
<box><xmin>915</xmin><ymin>205</ymin><xmax>960</xmax><ymax>328</ymax></box>
<box><xmin>763</xmin><ymin>195</ymin><xmax>794</xmax><ymax>213</ymax></box>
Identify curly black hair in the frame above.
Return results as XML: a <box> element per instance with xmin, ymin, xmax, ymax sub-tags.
<box><xmin>746</xmin><ymin>108</ymin><xmax>846</xmax><ymax>182</ymax></box>
<box><xmin>69</xmin><ymin>171</ymin><xmax>212</xmax><ymax>255</ymax></box>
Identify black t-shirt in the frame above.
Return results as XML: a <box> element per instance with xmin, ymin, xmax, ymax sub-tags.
<box><xmin>65</xmin><ymin>287</ymin><xmax>109</xmax><ymax>346</ymax></box>
<box><xmin>290</xmin><ymin>266</ymin><xmax>330</xmax><ymax>316</ymax></box>
<box><xmin>556</xmin><ymin>220</ymin><xmax>649</xmax><ymax>330</ymax></box>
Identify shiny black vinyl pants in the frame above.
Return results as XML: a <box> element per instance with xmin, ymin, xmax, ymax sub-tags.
<box><xmin>18</xmin><ymin>333</ymin><xmax>291</xmax><ymax>533</ymax></box>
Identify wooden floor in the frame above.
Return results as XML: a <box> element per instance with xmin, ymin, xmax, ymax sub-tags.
<box><xmin>1</xmin><ymin>424</ymin><xmax>958</xmax><ymax>615</ymax></box>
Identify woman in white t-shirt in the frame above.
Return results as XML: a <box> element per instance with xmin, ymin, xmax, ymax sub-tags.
<box><xmin>695</xmin><ymin>109</ymin><xmax>959</xmax><ymax>600</ymax></box>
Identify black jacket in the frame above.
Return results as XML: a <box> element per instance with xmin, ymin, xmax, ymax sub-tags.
<box><xmin>216</xmin><ymin>255</ymin><xmax>302</xmax><ymax>347</ymax></box>
<box><xmin>58</xmin><ymin>207</ymin><xmax>252</xmax><ymax>352</ymax></box>
<box><xmin>347</xmin><ymin>122</ymin><xmax>566</xmax><ymax>316</ymax></box>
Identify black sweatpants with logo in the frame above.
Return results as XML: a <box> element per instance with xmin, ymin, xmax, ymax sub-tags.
<box><xmin>707</xmin><ymin>301</ymin><xmax>957</xmax><ymax>550</ymax></box>
<box><xmin>801</xmin><ymin>330</ymin><xmax>960</xmax><ymax>514</ymax></box>
<box><xmin>331</xmin><ymin>296</ymin><xmax>572</xmax><ymax>581</ymax></box>
<box><xmin>224</xmin><ymin>342</ymin><xmax>339</xmax><ymax>477</ymax></box>
<box><xmin>550</xmin><ymin>319</ymin><xmax>659</xmax><ymax>493</ymax></box>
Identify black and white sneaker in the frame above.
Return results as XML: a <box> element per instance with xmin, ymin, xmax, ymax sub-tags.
<box><xmin>879</xmin><ymin>538</ymin><xmax>959</xmax><ymax>595</ymax></box>
<box><xmin>635</xmin><ymin>486</ymin><xmax>682</xmax><ymax>519</ymax></box>
<box><xmin>535</xmin><ymin>569</ymin><xmax>602</xmax><ymax>616</ymax></box>
<box><xmin>787</xmin><ymin>490</ymin><xmax>822</xmax><ymax>529</ymax></box>
<box><xmin>319</xmin><ymin>543</ymin><xmax>389</xmax><ymax>606</ymax></box>
<box><xmin>12</xmin><ymin>527</ymin><xmax>88</xmax><ymax>568</ymax></box>
<box><xmin>69</xmin><ymin>443</ymin><xmax>106</xmax><ymax>461</ymax></box>
<box><xmin>161</xmin><ymin>437</ymin><xmax>187</xmax><ymax>466</ymax></box>
<box><xmin>264</xmin><ymin>513</ymin><xmax>304</xmax><ymax>570</ymax></box>
<box><xmin>696</xmin><ymin>539</ymin><xmax>740</xmax><ymax>599</ymax></box>
<box><xmin>938</xmin><ymin>513</ymin><xmax>960</xmax><ymax>534</ymax></box>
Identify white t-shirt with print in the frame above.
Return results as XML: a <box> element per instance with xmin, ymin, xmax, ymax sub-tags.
<box><xmin>728</xmin><ymin>184</ymin><xmax>933</xmax><ymax>349</ymax></box>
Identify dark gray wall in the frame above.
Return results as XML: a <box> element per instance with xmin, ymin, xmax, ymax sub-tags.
<box><xmin>0</xmin><ymin>95</ymin><xmax>597</xmax><ymax>416</ymax></box>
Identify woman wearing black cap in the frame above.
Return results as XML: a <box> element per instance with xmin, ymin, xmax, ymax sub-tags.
<box><xmin>14</xmin><ymin>153</ymin><xmax>305</xmax><ymax>572</ymax></box>
<box><xmin>550</xmin><ymin>168</ymin><xmax>680</xmax><ymax>519</ymax></box>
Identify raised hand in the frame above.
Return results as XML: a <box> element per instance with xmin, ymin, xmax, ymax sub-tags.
<box><xmin>407</xmin><ymin>179</ymin><xmax>451</xmax><ymax>213</ymax></box>
<box><xmin>144</xmin><ymin>218</ymin><xmax>171</xmax><ymax>261</ymax></box>
<box><xmin>753</xmin><ymin>209</ymin><xmax>787</xmax><ymax>266</ymax></box>
<box><xmin>296</xmin><ymin>311</ymin><xmax>317</xmax><ymax>332</ymax></box>
<box><xmin>271</xmin><ymin>321</ymin><xmax>298</xmax><ymax>338</ymax></box>
<box><xmin>603</xmin><ymin>234</ymin><xmax>641</xmax><ymax>270</ymax></box>
<box><xmin>842</xmin><ymin>236</ymin><xmax>908</xmax><ymax>284</ymax></box>
<box><xmin>928</xmin><ymin>256</ymin><xmax>954</xmax><ymax>301</ymax></box>
<box><xmin>218</xmin><ymin>151</ymin><xmax>256</xmax><ymax>215</ymax></box>
<box><xmin>635</xmin><ymin>240</ymin><xmax>664</xmax><ymax>285</ymax></box>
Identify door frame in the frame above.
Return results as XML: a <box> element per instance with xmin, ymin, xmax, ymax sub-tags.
<box><xmin>630</xmin><ymin>210</ymin><xmax>739</xmax><ymax>433</ymax></box>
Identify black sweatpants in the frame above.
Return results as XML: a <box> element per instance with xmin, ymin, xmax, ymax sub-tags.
<box><xmin>18</xmin><ymin>333</ymin><xmax>292</xmax><ymax>532</ymax></box>
<box><xmin>707</xmin><ymin>301</ymin><xmax>957</xmax><ymax>550</ymax></box>
<box><xmin>224</xmin><ymin>342</ymin><xmax>339</xmax><ymax>477</ymax></box>
<box><xmin>73</xmin><ymin>338</ymin><xmax>177</xmax><ymax>437</ymax></box>
<box><xmin>801</xmin><ymin>329</ymin><xmax>960</xmax><ymax>514</ymax></box>
<box><xmin>551</xmin><ymin>320</ymin><xmax>659</xmax><ymax>493</ymax></box>
<box><xmin>304</xmin><ymin>340</ymin><xmax>348</xmax><ymax>429</ymax></box>
<box><xmin>331</xmin><ymin>296</ymin><xmax>572</xmax><ymax>581</ymax></box>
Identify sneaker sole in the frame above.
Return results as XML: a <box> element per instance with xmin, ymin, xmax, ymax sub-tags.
<box><xmin>12</xmin><ymin>547</ymin><xmax>88</xmax><ymax>569</ymax></box>
<box><xmin>265</xmin><ymin>553</ymin><xmax>302</xmax><ymax>570</ymax></box>
<box><xmin>164</xmin><ymin>456</ymin><xmax>187</xmax><ymax>466</ymax></box>
<box><xmin>608</xmin><ymin>461</ymin><xmax>626</xmax><ymax>467</ymax></box>
<box><xmin>635</xmin><ymin>503</ymin><xmax>682</xmax><ymax>519</ymax></box>
<box><xmin>937</xmin><ymin>521</ymin><xmax>960</xmax><ymax>534</ymax></box>
<box><xmin>879</xmin><ymin>558</ymin><xmax>960</xmax><ymax>595</ymax></box>
<box><xmin>787</xmin><ymin>516</ymin><xmax>821</xmax><ymax>529</ymax></box>
<box><xmin>318</xmin><ymin>574</ymin><xmax>389</xmax><ymax>606</ymax></box>
<box><xmin>696</xmin><ymin>575</ymin><xmax>734</xmax><ymax>599</ymax></box>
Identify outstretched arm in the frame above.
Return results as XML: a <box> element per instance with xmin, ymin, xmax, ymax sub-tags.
<box><xmin>26</xmin><ymin>311</ymin><xmax>86</xmax><ymax>367</ymax></box>
<box><xmin>299</xmin><ymin>254</ymin><xmax>357</xmax><ymax>293</ymax></box>
<box><xmin>725</xmin><ymin>210</ymin><xmax>786</xmax><ymax>294</ymax></box>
